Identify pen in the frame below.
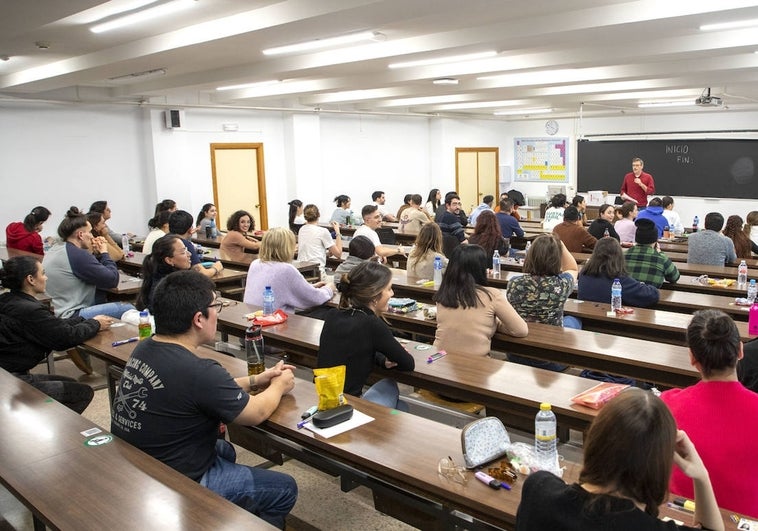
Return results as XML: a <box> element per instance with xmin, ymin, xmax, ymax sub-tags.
<box><xmin>112</xmin><ymin>336</ymin><xmax>139</xmax><ymax>347</ymax></box>
<box><xmin>301</xmin><ymin>406</ymin><xmax>318</xmax><ymax>419</ymax></box>
<box><xmin>427</xmin><ymin>351</ymin><xmax>447</xmax><ymax>363</ymax></box>
<box><xmin>499</xmin><ymin>482</ymin><xmax>512</xmax><ymax>491</ymax></box>
<box><xmin>297</xmin><ymin>418</ymin><xmax>312</xmax><ymax>430</ymax></box>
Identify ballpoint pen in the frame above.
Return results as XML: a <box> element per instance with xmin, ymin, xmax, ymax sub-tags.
<box><xmin>112</xmin><ymin>337</ymin><xmax>139</xmax><ymax>347</ymax></box>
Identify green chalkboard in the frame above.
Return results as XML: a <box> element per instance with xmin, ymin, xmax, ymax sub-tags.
<box><xmin>577</xmin><ymin>139</ymin><xmax>758</xmax><ymax>199</ymax></box>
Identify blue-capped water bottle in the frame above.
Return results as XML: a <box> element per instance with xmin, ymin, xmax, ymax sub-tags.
<box><xmin>433</xmin><ymin>256</ymin><xmax>443</xmax><ymax>287</ymax></box>
<box><xmin>263</xmin><ymin>286</ymin><xmax>275</xmax><ymax>316</ymax></box>
<box><xmin>692</xmin><ymin>215</ymin><xmax>699</xmax><ymax>232</ymax></box>
<box><xmin>611</xmin><ymin>278</ymin><xmax>622</xmax><ymax>312</ymax></box>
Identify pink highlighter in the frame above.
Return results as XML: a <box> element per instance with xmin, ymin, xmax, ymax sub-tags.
<box><xmin>475</xmin><ymin>471</ymin><xmax>501</xmax><ymax>490</ymax></box>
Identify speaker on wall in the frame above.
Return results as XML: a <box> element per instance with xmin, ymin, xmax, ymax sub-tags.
<box><xmin>164</xmin><ymin>109</ymin><xmax>184</xmax><ymax>129</ymax></box>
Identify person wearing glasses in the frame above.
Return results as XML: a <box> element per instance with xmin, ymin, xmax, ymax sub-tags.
<box><xmin>136</xmin><ymin>234</ymin><xmax>192</xmax><ymax>312</ymax></box>
<box><xmin>111</xmin><ymin>270</ymin><xmax>297</xmax><ymax>529</ymax></box>
<box><xmin>436</xmin><ymin>193</ymin><xmax>468</xmax><ymax>243</ymax></box>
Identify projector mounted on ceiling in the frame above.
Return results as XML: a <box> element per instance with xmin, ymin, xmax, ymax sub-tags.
<box><xmin>695</xmin><ymin>88</ymin><xmax>723</xmax><ymax>107</ymax></box>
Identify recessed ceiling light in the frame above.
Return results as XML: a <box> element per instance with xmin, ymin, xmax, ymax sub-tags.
<box><xmin>699</xmin><ymin>18</ymin><xmax>758</xmax><ymax>31</ymax></box>
<box><xmin>494</xmin><ymin>108</ymin><xmax>552</xmax><ymax>116</ymax></box>
<box><xmin>262</xmin><ymin>31</ymin><xmax>384</xmax><ymax>56</ymax></box>
<box><xmin>433</xmin><ymin>78</ymin><xmax>459</xmax><ymax>85</ymax></box>
<box><xmin>90</xmin><ymin>0</ymin><xmax>197</xmax><ymax>33</ymax></box>
<box><xmin>388</xmin><ymin>51</ymin><xmax>497</xmax><ymax>69</ymax></box>
<box><xmin>216</xmin><ymin>80</ymin><xmax>280</xmax><ymax>91</ymax></box>
<box><xmin>0</xmin><ymin>55</ymin><xmax>10</xmax><ymax>62</ymax></box>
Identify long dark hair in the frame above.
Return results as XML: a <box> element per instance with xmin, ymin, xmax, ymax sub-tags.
<box><xmin>288</xmin><ymin>199</ymin><xmax>303</xmax><ymax>226</ymax></box>
<box><xmin>195</xmin><ymin>203</ymin><xmax>214</xmax><ymax>227</ymax></box>
<box><xmin>523</xmin><ymin>234</ymin><xmax>562</xmax><ymax>276</ymax></box>
<box><xmin>579</xmin><ymin>389</ymin><xmax>676</xmax><ymax>518</ymax></box>
<box><xmin>426</xmin><ymin>188</ymin><xmax>440</xmax><ymax>210</ymax></box>
<box><xmin>136</xmin><ymin>234</ymin><xmax>183</xmax><ymax>311</ymax></box>
<box><xmin>0</xmin><ymin>256</ymin><xmax>40</xmax><ymax>291</ymax></box>
<box><xmin>86</xmin><ymin>211</ymin><xmax>104</xmax><ymax>236</ymax></box>
<box><xmin>468</xmin><ymin>210</ymin><xmax>505</xmax><ymax>257</ymax></box>
<box><xmin>226</xmin><ymin>210</ymin><xmax>255</xmax><ymax>232</ymax></box>
<box><xmin>22</xmin><ymin>206</ymin><xmax>51</xmax><ymax>232</ymax></box>
<box><xmin>148</xmin><ymin>210</ymin><xmax>172</xmax><ymax>231</ymax></box>
<box><xmin>334</xmin><ymin>195</ymin><xmax>350</xmax><ymax>208</ymax></box>
<box><xmin>434</xmin><ymin>245</ymin><xmax>491</xmax><ymax>309</ymax></box>
<box><xmin>153</xmin><ymin>199</ymin><xmax>176</xmax><ymax>218</ymax></box>
<box><xmin>581</xmin><ymin>237</ymin><xmax>627</xmax><ymax>278</ymax></box>
<box><xmin>723</xmin><ymin>215</ymin><xmax>752</xmax><ymax>259</ymax></box>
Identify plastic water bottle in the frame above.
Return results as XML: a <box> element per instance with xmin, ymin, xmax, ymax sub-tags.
<box><xmin>750</xmin><ymin>302</ymin><xmax>758</xmax><ymax>336</ymax></box>
<box><xmin>535</xmin><ymin>403</ymin><xmax>558</xmax><ymax>473</ymax></box>
<box><xmin>433</xmin><ymin>256</ymin><xmax>443</xmax><ymax>286</ymax></box>
<box><xmin>262</xmin><ymin>286</ymin><xmax>275</xmax><ymax>316</ymax></box>
<box><xmin>738</xmin><ymin>260</ymin><xmax>748</xmax><ymax>288</ymax></box>
<box><xmin>245</xmin><ymin>324</ymin><xmax>265</xmax><ymax>377</ymax></box>
<box><xmin>121</xmin><ymin>233</ymin><xmax>130</xmax><ymax>253</ymax></box>
<box><xmin>492</xmin><ymin>249</ymin><xmax>501</xmax><ymax>277</ymax></box>
<box><xmin>748</xmin><ymin>279</ymin><xmax>757</xmax><ymax>304</ymax></box>
<box><xmin>210</xmin><ymin>219</ymin><xmax>218</xmax><ymax>239</ymax></box>
<box><xmin>692</xmin><ymin>215</ymin><xmax>699</xmax><ymax>232</ymax></box>
<box><xmin>525</xmin><ymin>241</ymin><xmax>532</xmax><ymax>252</ymax></box>
<box><xmin>603</xmin><ymin>227</ymin><xmax>610</xmax><ymax>238</ymax></box>
<box><xmin>138</xmin><ymin>310</ymin><xmax>151</xmax><ymax>340</ymax></box>
<box><xmin>611</xmin><ymin>278</ymin><xmax>622</xmax><ymax>312</ymax></box>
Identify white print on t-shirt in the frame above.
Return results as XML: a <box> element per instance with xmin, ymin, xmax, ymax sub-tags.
<box><xmin>113</xmin><ymin>358</ymin><xmax>166</xmax><ymax>432</ymax></box>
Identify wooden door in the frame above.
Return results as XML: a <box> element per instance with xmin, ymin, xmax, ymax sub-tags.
<box><xmin>455</xmin><ymin>148</ymin><xmax>499</xmax><ymax>214</ymax></box>
<box><xmin>210</xmin><ymin>143</ymin><xmax>268</xmax><ymax>230</ymax></box>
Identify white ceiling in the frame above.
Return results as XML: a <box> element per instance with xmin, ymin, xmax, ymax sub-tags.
<box><xmin>3</xmin><ymin>0</ymin><xmax>758</xmax><ymax>119</ymax></box>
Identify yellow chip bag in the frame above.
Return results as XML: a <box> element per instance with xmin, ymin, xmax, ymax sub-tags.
<box><xmin>313</xmin><ymin>366</ymin><xmax>348</xmax><ymax>410</ymax></box>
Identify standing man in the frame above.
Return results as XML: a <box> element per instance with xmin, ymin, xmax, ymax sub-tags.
<box><xmin>111</xmin><ymin>270</ymin><xmax>297</xmax><ymax>528</ymax></box>
<box><xmin>372</xmin><ymin>191</ymin><xmax>397</xmax><ymax>222</ymax></box>
<box><xmin>619</xmin><ymin>157</ymin><xmax>655</xmax><ymax>208</ymax></box>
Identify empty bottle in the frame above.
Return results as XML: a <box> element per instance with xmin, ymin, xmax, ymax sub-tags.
<box><xmin>748</xmin><ymin>279</ymin><xmax>757</xmax><ymax>304</ymax></box>
<box><xmin>433</xmin><ymin>255</ymin><xmax>443</xmax><ymax>286</ymax></box>
<box><xmin>492</xmin><ymin>250</ymin><xmax>501</xmax><ymax>277</ymax></box>
<box><xmin>535</xmin><ymin>403</ymin><xmax>558</xmax><ymax>473</ymax></box>
<box><xmin>121</xmin><ymin>233</ymin><xmax>130</xmax><ymax>253</ymax></box>
<box><xmin>738</xmin><ymin>260</ymin><xmax>748</xmax><ymax>288</ymax></box>
<box><xmin>611</xmin><ymin>278</ymin><xmax>622</xmax><ymax>312</ymax></box>
<box><xmin>692</xmin><ymin>215</ymin><xmax>699</xmax><ymax>232</ymax></box>
<box><xmin>245</xmin><ymin>324</ymin><xmax>265</xmax><ymax>377</ymax></box>
<box><xmin>138</xmin><ymin>310</ymin><xmax>151</xmax><ymax>340</ymax></box>
<box><xmin>263</xmin><ymin>286</ymin><xmax>275</xmax><ymax>316</ymax></box>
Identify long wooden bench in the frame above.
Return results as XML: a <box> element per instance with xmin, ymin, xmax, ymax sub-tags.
<box><xmin>0</xmin><ymin>368</ymin><xmax>269</xmax><ymax>530</ymax></box>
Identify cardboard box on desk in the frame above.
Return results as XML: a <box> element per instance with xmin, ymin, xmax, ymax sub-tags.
<box><xmin>587</xmin><ymin>190</ymin><xmax>607</xmax><ymax>206</ymax></box>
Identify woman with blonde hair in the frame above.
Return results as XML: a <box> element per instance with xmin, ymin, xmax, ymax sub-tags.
<box><xmin>243</xmin><ymin>227</ymin><xmax>334</xmax><ymax>313</ymax></box>
<box><xmin>318</xmin><ymin>261</ymin><xmax>414</xmax><ymax>409</ymax></box>
<box><xmin>723</xmin><ymin>214</ymin><xmax>754</xmax><ymax>259</ymax></box>
<box><xmin>517</xmin><ymin>389</ymin><xmax>723</xmax><ymax>530</ymax></box>
<box><xmin>407</xmin><ymin>222</ymin><xmax>448</xmax><ymax>278</ymax></box>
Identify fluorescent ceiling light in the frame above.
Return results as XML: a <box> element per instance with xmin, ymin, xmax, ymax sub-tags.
<box><xmin>262</xmin><ymin>31</ymin><xmax>384</xmax><ymax>56</ymax></box>
<box><xmin>72</xmin><ymin>0</ymin><xmax>160</xmax><ymax>24</ymax></box>
<box><xmin>381</xmin><ymin>95</ymin><xmax>469</xmax><ymax>107</ymax></box>
<box><xmin>90</xmin><ymin>0</ymin><xmax>196</xmax><ymax>33</ymax></box>
<box><xmin>217</xmin><ymin>80</ymin><xmax>280</xmax><ymax>91</ymax></box>
<box><xmin>637</xmin><ymin>100</ymin><xmax>694</xmax><ymax>108</ymax></box>
<box><xmin>494</xmin><ymin>108</ymin><xmax>552</xmax><ymax>116</ymax></box>
<box><xmin>700</xmin><ymin>18</ymin><xmax>758</xmax><ymax>31</ymax></box>
<box><xmin>388</xmin><ymin>51</ymin><xmax>497</xmax><ymax>69</ymax></box>
<box><xmin>433</xmin><ymin>78</ymin><xmax>459</xmax><ymax>85</ymax></box>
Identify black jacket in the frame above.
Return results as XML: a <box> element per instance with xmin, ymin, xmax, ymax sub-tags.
<box><xmin>0</xmin><ymin>291</ymin><xmax>101</xmax><ymax>373</ymax></box>
<box><xmin>588</xmin><ymin>218</ymin><xmax>620</xmax><ymax>241</ymax></box>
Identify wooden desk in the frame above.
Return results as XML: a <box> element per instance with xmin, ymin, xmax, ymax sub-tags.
<box><xmin>655</xmin><ymin>289</ymin><xmax>752</xmax><ymax>321</ymax></box>
<box><xmin>106</xmin><ymin>272</ymin><xmax>143</xmax><ymax>299</ymax></box>
<box><xmin>0</xmin><ymin>368</ymin><xmax>268</xmax><ymax>530</ymax></box>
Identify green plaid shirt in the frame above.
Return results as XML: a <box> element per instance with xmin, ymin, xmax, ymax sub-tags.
<box><xmin>624</xmin><ymin>245</ymin><xmax>680</xmax><ymax>288</ymax></box>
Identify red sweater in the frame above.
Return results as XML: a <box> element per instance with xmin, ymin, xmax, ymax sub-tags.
<box><xmin>5</xmin><ymin>222</ymin><xmax>43</xmax><ymax>256</ymax></box>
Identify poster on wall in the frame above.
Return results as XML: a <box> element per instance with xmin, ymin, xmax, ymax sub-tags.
<box><xmin>514</xmin><ymin>137</ymin><xmax>569</xmax><ymax>183</ymax></box>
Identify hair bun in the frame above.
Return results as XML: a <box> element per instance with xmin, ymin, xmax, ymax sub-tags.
<box><xmin>66</xmin><ymin>206</ymin><xmax>81</xmax><ymax>217</ymax></box>
<box><xmin>703</xmin><ymin>316</ymin><xmax>732</xmax><ymax>341</ymax></box>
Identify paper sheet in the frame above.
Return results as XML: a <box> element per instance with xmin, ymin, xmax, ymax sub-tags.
<box><xmin>303</xmin><ymin>409</ymin><xmax>374</xmax><ymax>438</ymax></box>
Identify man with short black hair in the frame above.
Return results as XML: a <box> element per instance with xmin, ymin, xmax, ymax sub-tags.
<box><xmin>496</xmin><ymin>199</ymin><xmax>524</xmax><ymax>239</ymax></box>
<box><xmin>353</xmin><ymin>205</ymin><xmax>398</xmax><ymax>257</ymax></box>
<box><xmin>371</xmin><ymin>191</ymin><xmax>396</xmax><ymax>222</ymax></box>
<box><xmin>111</xmin><ymin>270</ymin><xmax>297</xmax><ymax>528</ymax></box>
<box><xmin>687</xmin><ymin>212</ymin><xmax>737</xmax><ymax>266</ymax></box>
<box><xmin>552</xmin><ymin>206</ymin><xmax>596</xmax><ymax>253</ymax></box>
<box><xmin>437</xmin><ymin>194</ymin><xmax>468</xmax><ymax>243</ymax></box>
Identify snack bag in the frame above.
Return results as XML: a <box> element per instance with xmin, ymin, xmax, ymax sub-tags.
<box><xmin>313</xmin><ymin>366</ymin><xmax>348</xmax><ymax>410</ymax></box>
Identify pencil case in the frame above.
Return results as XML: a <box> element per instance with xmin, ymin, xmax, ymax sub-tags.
<box><xmin>312</xmin><ymin>404</ymin><xmax>354</xmax><ymax>428</ymax></box>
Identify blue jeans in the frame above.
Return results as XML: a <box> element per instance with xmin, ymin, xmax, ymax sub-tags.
<box><xmin>78</xmin><ymin>302</ymin><xmax>135</xmax><ymax>320</ymax></box>
<box><xmin>507</xmin><ymin>316</ymin><xmax>583</xmax><ymax>372</ymax></box>
<box><xmin>362</xmin><ymin>378</ymin><xmax>408</xmax><ymax>412</ymax></box>
<box><xmin>200</xmin><ymin>440</ymin><xmax>297</xmax><ymax>529</ymax></box>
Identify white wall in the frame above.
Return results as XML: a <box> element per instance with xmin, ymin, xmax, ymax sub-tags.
<box><xmin>2</xmin><ymin>102</ymin><xmax>757</xmax><ymax>245</ymax></box>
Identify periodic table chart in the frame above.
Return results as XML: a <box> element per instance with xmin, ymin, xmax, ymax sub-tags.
<box><xmin>514</xmin><ymin>138</ymin><xmax>569</xmax><ymax>182</ymax></box>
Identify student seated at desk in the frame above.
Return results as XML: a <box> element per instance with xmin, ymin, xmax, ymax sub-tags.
<box><xmin>399</xmin><ymin>194</ymin><xmax>430</xmax><ymax>233</ymax></box>
<box><xmin>542</xmin><ymin>193</ymin><xmax>567</xmax><ymax>232</ymax></box>
<box><xmin>111</xmin><ymin>271</ymin><xmax>297</xmax><ymax>528</ymax></box>
<box><xmin>587</xmin><ymin>203</ymin><xmax>620</xmax><ymax>241</ymax></box>
<box><xmin>614</xmin><ymin>201</ymin><xmax>638</xmax><ymax>244</ymax></box>
<box><xmin>169</xmin><ymin>210</ymin><xmax>224</xmax><ymax>279</ymax></box>
<box><xmin>467</xmin><ymin>210</ymin><xmax>509</xmax><ymax>258</ymax></box>
<box><xmin>243</xmin><ymin>227</ymin><xmax>334</xmax><ymax>314</ymax></box>
<box><xmin>330</xmin><ymin>194</ymin><xmax>361</xmax><ymax>226</ymax></box>
<box><xmin>287</xmin><ymin>199</ymin><xmax>305</xmax><ymax>234</ymax></box>
<box><xmin>578</xmin><ymin>238</ymin><xmax>659</xmax><ymax>308</ymax></box>
<box><xmin>142</xmin><ymin>210</ymin><xmax>171</xmax><ymax>255</ymax></box>
<box><xmin>0</xmin><ymin>256</ymin><xmax>111</xmax><ymax>413</ymax></box>
<box><xmin>87</xmin><ymin>210</ymin><xmax>124</xmax><ymax>261</ymax></box>
<box><xmin>407</xmin><ymin>223</ymin><xmax>447</xmax><ymax>278</ymax></box>
<box><xmin>636</xmin><ymin>197</ymin><xmax>669</xmax><ymax>237</ymax></box>
<box><xmin>195</xmin><ymin>203</ymin><xmax>219</xmax><ymax>237</ymax></box>
<box><xmin>516</xmin><ymin>389</ymin><xmax>723</xmax><ymax>531</ymax></box>
<box><xmin>661</xmin><ymin>196</ymin><xmax>684</xmax><ymax>235</ymax></box>
<box><xmin>661</xmin><ymin>310</ymin><xmax>758</xmax><ymax>517</ymax></box>
<box><xmin>434</xmin><ymin>245</ymin><xmax>527</xmax><ymax>357</ymax></box>
<box><xmin>552</xmin><ymin>206</ymin><xmax>596</xmax><ymax>253</ymax></box>
<box><xmin>220</xmin><ymin>210</ymin><xmax>261</xmax><ymax>259</ymax></box>
<box><xmin>722</xmin><ymin>214</ymin><xmax>755</xmax><ymax>259</ymax></box>
<box><xmin>687</xmin><ymin>212</ymin><xmax>737</xmax><ymax>266</ymax></box>
<box><xmin>507</xmin><ymin>234</ymin><xmax>579</xmax><ymax>371</ymax></box>
<box><xmin>317</xmin><ymin>261</ymin><xmax>414</xmax><ymax>410</ymax></box>
<box><xmin>625</xmin><ymin>219</ymin><xmax>680</xmax><ymax>289</ymax></box>
<box><xmin>5</xmin><ymin>206</ymin><xmax>51</xmax><ymax>257</ymax></box>
<box><xmin>334</xmin><ymin>235</ymin><xmax>375</xmax><ymax>274</ymax></box>
<box><xmin>136</xmin><ymin>235</ymin><xmax>191</xmax><ymax>311</ymax></box>
<box><xmin>296</xmin><ymin>204</ymin><xmax>342</xmax><ymax>267</ymax></box>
